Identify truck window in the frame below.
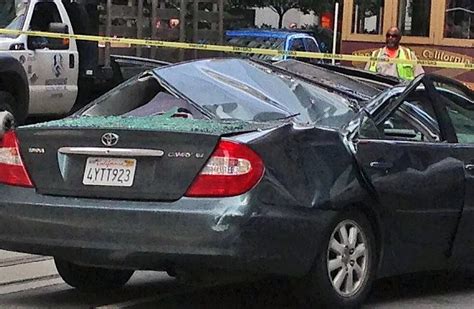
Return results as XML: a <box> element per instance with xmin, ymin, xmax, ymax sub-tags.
<box><xmin>288</xmin><ymin>38</ymin><xmax>306</xmax><ymax>62</ymax></box>
<box><xmin>30</xmin><ymin>2</ymin><xmax>63</xmax><ymax>32</ymax></box>
<box><xmin>289</xmin><ymin>38</ymin><xmax>306</xmax><ymax>52</ymax></box>
<box><xmin>29</xmin><ymin>2</ymin><xmax>67</xmax><ymax>50</ymax></box>
<box><xmin>0</xmin><ymin>0</ymin><xmax>16</xmax><ymax>27</ymax></box>
<box><xmin>304</xmin><ymin>38</ymin><xmax>320</xmax><ymax>53</ymax></box>
<box><xmin>0</xmin><ymin>0</ymin><xmax>28</xmax><ymax>36</ymax></box>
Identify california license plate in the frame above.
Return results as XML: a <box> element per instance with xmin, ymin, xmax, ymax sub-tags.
<box><xmin>83</xmin><ymin>157</ymin><xmax>136</xmax><ymax>187</ymax></box>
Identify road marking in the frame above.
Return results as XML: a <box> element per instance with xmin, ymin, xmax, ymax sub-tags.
<box><xmin>0</xmin><ymin>274</ymin><xmax>64</xmax><ymax>295</ymax></box>
<box><xmin>0</xmin><ymin>251</ymin><xmax>63</xmax><ymax>295</ymax></box>
<box><xmin>0</xmin><ymin>255</ymin><xmax>52</xmax><ymax>268</ymax></box>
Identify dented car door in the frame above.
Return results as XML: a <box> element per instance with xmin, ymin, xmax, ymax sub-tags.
<box><xmin>353</xmin><ymin>75</ymin><xmax>466</xmax><ymax>274</ymax></box>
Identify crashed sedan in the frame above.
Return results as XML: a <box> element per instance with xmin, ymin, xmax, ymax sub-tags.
<box><xmin>0</xmin><ymin>58</ymin><xmax>473</xmax><ymax>307</ymax></box>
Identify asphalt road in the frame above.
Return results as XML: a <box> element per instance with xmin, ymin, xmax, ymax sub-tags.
<box><xmin>2</xmin><ymin>250</ymin><xmax>474</xmax><ymax>308</ymax></box>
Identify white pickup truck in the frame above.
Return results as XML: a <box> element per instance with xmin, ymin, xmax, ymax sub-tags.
<box><xmin>0</xmin><ymin>0</ymin><xmax>167</xmax><ymax>123</ymax></box>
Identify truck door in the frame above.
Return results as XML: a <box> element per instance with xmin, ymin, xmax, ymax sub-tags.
<box><xmin>25</xmin><ymin>1</ymin><xmax>78</xmax><ymax>115</ymax></box>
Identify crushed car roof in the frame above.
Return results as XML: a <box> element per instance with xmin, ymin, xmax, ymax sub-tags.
<box><xmin>154</xmin><ymin>58</ymin><xmax>392</xmax><ymax>103</ymax></box>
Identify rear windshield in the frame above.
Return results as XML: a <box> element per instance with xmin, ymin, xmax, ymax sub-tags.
<box><xmin>155</xmin><ymin>59</ymin><xmax>355</xmax><ymax>128</ymax></box>
<box><xmin>226</xmin><ymin>36</ymin><xmax>285</xmax><ymax>61</ymax></box>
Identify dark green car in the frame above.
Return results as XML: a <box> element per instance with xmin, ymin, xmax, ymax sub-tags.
<box><xmin>0</xmin><ymin>58</ymin><xmax>473</xmax><ymax>307</ymax></box>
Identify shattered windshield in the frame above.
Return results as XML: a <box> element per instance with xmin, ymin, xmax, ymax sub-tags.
<box><xmin>0</xmin><ymin>0</ymin><xmax>28</xmax><ymax>36</ymax></box>
<box><xmin>155</xmin><ymin>59</ymin><xmax>355</xmax><ymax>128</ymax></box>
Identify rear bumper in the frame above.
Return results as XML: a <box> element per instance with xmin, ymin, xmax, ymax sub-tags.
<box><xmin>0</xmin><ymin>185</ymin><xmax>337</xmax><ymax>276</ymax></box>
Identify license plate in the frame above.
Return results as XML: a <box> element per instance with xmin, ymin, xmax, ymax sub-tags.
<box><xmin>83</xmin><ymin>157</ymin><xmax>136</xmax><ymax>187</ymax></box>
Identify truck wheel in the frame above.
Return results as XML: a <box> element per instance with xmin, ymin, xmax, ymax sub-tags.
<box><xmin>0</xmin><ymin>91</ymin><xmax>26</xmax><ymax>125</ymax></box>
<box><xmin>54</xmin><ymin>258</ymin><xmax>134</xmax><ymax>292</ymax></box>
<box><xmin>0</xmin><ymin>91</ymin><xmax>15</xmax><ymax>116</ymax></box>
<box><xmin>299</xmin><ymin>212</ymin><xmax>376</xmax><ymax>308</ymax></box>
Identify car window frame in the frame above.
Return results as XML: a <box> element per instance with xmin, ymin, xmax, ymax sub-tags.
<box><xmin>303</xmin><ymin>37</ymin><xmax>320</xmax><ymax>53</ymax></box>
<box><xmin>359</xmin><ymin>75</ymin><xmax>438</xmax><ymax>142</ymax></box>
<box><xmin>386</xmin><ymin>102</ymin><xmax>441</xmax><ymax>142</ymax></box>
<box><xmin>288</xmin><ymin>37</ymin><xmax>306</xmax><ymax>52</ymax></box>
<box><xmin>363</xmin><ymin>74</ymin><xmax>467</xmax><ymax>143</ymax></box>
<box><xmin>425</xmin><ymin>76</ymin><xmax>474</xmax><ymax>145</ymax></box>
<box><xmin>358</xmin><ymin>100</ymin><xmax>442</xmax><ymax>143</ymax></box>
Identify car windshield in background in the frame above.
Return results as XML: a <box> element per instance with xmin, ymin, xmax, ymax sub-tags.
<box><xmin>226</xmin><ymin>36</ymin><xmax>285</xmax><ymax>61</ymax></box>
<box><xmin>155</xmin><ymin>59</ymin><xmax>355</xmax><ymax>127</ymax></box>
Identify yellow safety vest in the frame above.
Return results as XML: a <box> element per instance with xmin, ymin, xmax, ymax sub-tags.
<box><xmin>368</xmin><ymin>47</ymin><xmax>415</xmax><ymax>81</ymax></box>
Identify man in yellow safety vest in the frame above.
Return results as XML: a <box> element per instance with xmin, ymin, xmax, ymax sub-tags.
<box><xmin>365</xmin><ymin>27</ymin><xmax>424</xmax><ymax>81</ymax></box>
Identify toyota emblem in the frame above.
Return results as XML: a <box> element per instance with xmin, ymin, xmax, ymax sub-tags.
<box><xmin>101</xmin><ymin>133</ymin><xmax>119</xmax><ymax>146</ymax></box>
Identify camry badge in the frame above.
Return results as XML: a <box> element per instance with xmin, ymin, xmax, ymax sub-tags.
<box><xmin>101</xmin><ymin>133</ymin><xmax>119</xmax><ymax>147</ymax></box>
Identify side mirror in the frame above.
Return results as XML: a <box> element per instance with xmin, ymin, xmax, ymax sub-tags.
<box><xmin>48</xmin><ymin>23</ymin><xmax>70</xmax><ymax>49</ymax></box>
<box><xmin>48</xmin><ymin>22</ymin><xmax>68</xmax><ymax>34</ymax></box>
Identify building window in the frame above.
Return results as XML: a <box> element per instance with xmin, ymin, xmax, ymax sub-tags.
<box><xmin>352</xmin><ymin>0</ymin><xmax>385</xmax><ymax>34</ymax></box>
<box><xmin>444</xmin><ymin>0</ymin><xmax>473</xmax><ymax>39</ymax></box>
<box><xmin>397</xmin><ymin>0</ymin><xmax>431</xmax><ymax>36</ymax></box>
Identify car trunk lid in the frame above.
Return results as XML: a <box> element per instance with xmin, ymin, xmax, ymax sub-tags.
<box><xmin>16</xmin><ymin>116</ymin><xmax>277</xmax><ymax>200</ymax></box>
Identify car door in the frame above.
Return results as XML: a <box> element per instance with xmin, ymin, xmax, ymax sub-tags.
<box><xmin>425</xmin><ymin>77</ymin><xmax>474</xmax><ymax>262</ymax></box>
<box><xmin>354</xmin><ymin>75</ymin><xmax>466</xmax><ymax>274</ymax></box>
<box><xmin>25</xmin><ymin>1</ymin><xmax>78</xmax><ymax>115</ymax></box>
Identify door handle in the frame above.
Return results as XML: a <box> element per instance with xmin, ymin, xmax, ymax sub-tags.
<box><xmin>369</xmin><ymin>161</ymin><xmax>393</xmax><ymax>170</ymax></box>
<box><xmin>69</xmin><ymin>54</ymin><xmax>75</xmax><ymax>69</ymax></box>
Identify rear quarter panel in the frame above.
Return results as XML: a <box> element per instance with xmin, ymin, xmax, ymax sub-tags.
<box><xmin>231</xmin><ymin>123</ymin><xmax>381</xmax><ymax>275</ymax></box>
<box><xmin>244</xmin><ymin>123</ymin><xmax>371</xmax><ymax>210</ymax></box>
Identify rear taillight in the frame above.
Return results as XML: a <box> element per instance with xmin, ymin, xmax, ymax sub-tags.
<box><xmin>185</xmin><ymin>140</ymin><xmax>264</xmax><ymax>197</ymax></box>
<box><xmin>0</xmin><ymin>131</ymin><xmax>34</xmax><ymax>187</ymax></box>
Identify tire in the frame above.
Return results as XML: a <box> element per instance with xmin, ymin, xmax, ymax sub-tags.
<box><xmin>299</xmin><ymin>212</ymin><xmax>376</xmax><ymax>308</ymax></box>
<box><xmin>0</xmin><ymin>90</ymin><xmax>27</xmax><ymax>125</ymax></box>
<box><xmin>0</xmin><ymin>91</ymin><xmax>15</xmax><ymax>116</ymax></box>
<box><xmin>54</xmin><ymin>258</ymin><xmax>134</xmax><ymax>292</ymax></box>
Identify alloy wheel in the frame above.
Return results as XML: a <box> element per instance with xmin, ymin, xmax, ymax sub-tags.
<box><xmin>326</xmin><ymin>219</ymin><xmax>369</xmax><ymax>297</ymax></box>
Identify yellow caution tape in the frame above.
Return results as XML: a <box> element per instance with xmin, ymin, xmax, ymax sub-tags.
<box><xmin>0</xmin><ymin>28</ymin><xmax>472</xmax><ymax>71</ymax></box>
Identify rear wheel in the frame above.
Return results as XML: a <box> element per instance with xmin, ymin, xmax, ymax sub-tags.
<box><xmin>54</xmin><ymin>258</ymin><xmax>134</xmax><ymax>292</ymax></box>
<box><xmin>300</xmin><ymin>212</ymin><xmax>376</xmax><ymax>308</ymax></box>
